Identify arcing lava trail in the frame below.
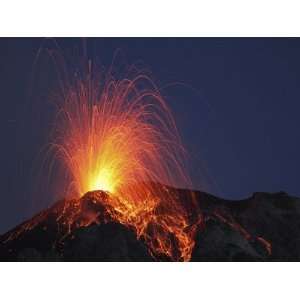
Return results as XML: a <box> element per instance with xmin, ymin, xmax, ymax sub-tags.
<box><xmin>2</xmin><ymin>56</ymin><xmax>299</xmax><ymax>262</ymax></box>
<box><xmin>37</xmin><ymin>58</ymin><xmax>200</xmax><ymax>261</ymax></box>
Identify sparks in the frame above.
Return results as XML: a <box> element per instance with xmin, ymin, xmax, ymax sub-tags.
<box><xmin>47</xmin><ymin>58</ymin><xmax>199</xmax><ymax>261</ymax></box>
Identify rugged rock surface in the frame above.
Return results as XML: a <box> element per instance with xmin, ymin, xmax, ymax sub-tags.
<box><xmin>191</xmin><ymin>191</ymin><xmax>300</xmax><ymax>261</ymax></box>
<box><xmin>0</xmin><ymin>188</ymin><xmax>299</xmax><ymax>261</ymax></box>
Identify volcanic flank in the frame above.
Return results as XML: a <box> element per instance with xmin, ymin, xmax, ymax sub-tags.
<box><xmin>1</xmin><ymin>186</ymin><xmax>299</xmax><ymax>261</ymax></box>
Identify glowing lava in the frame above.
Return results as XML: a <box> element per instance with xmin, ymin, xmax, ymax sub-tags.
<box><xmin>88</xmin><ymin>167</ymin><xmax>116</xmax><ymax>193</ymax></box>
<box><xmin>47</xmin><ymin>59</ymin><xmax>200</xmax><ymax>261</ymax></box>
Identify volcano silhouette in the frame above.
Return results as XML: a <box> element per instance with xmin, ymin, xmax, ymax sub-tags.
<box><xmin>0</xmin><ymin>186</ymin><xmax>299</xmax><ymax>261</ymax></box>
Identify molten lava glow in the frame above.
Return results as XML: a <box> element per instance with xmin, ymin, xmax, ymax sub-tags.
<box><xmin>49</xmin><ymin>61</ymin><xmax>199</xmax><ymax>261</ymax></box>
<box><xmin>88</xmin><ymin>167</ymin><xmax>116</xmax><ymax>193</ymax></box>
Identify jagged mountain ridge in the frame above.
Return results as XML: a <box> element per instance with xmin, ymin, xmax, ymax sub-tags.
<box><xmin>0</xmin><ymin>187</ymin><xmax>299</xmax><ymax>261</ymax></box>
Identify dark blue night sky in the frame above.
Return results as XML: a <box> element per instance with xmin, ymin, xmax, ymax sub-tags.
<box><xmin>1</xmin><ymin>38</ymin><xmax>300</xmax><ymax>233</ymax></box>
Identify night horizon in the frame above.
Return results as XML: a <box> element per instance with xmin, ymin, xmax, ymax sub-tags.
<box><xmin>0</xmin><ymin>37</ymin><xmax>299</xmax><ymax>266</ymax></box>
<box><xmin>1</xmin><ymin>38</ymin><xmax>300</xmax><ymax>234</ymax></box>
<box><xmin>2</xmin><ymin>2</ymin><xmax>300</xmax><ymax>299</ymax></box>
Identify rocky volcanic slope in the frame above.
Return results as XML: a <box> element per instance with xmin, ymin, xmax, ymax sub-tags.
<box><xmin>0</xmin><ymin>188</ymin><xmax>299</xmax><ymax>261</ymax></box>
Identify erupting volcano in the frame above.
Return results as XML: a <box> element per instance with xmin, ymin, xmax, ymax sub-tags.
<box><xmin>42</xmin><ymin>58</ymin><xmax>200</xmax><ymax>261</ymax></box>
<box><xmin>1</xmin><ymin>53</ymin><xmax>299</xmax><ymax>262</ymax></box>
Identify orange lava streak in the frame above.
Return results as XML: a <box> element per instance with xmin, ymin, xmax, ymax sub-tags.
<box><xmin>48</xmin><ymin>60</ymin><xmax>199</xmax><ymax>261</ymax></box>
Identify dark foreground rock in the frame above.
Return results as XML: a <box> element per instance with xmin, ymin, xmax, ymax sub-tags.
<box><xmin>0</xmin><ymin>188</ymin><xmax>299</xmax><ymax>261</ymax></box>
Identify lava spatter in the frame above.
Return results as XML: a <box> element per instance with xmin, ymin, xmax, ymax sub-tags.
<box><xmin>44</xmin><ymin>58</ymin><xmax>200</xmax><ymax>261</ymax></box>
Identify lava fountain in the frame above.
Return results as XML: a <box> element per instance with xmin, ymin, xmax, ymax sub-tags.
<box><xmin>46</xmin><ymin>58</ymin><xmax>200</xmax><ymax>261</ymax></box>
